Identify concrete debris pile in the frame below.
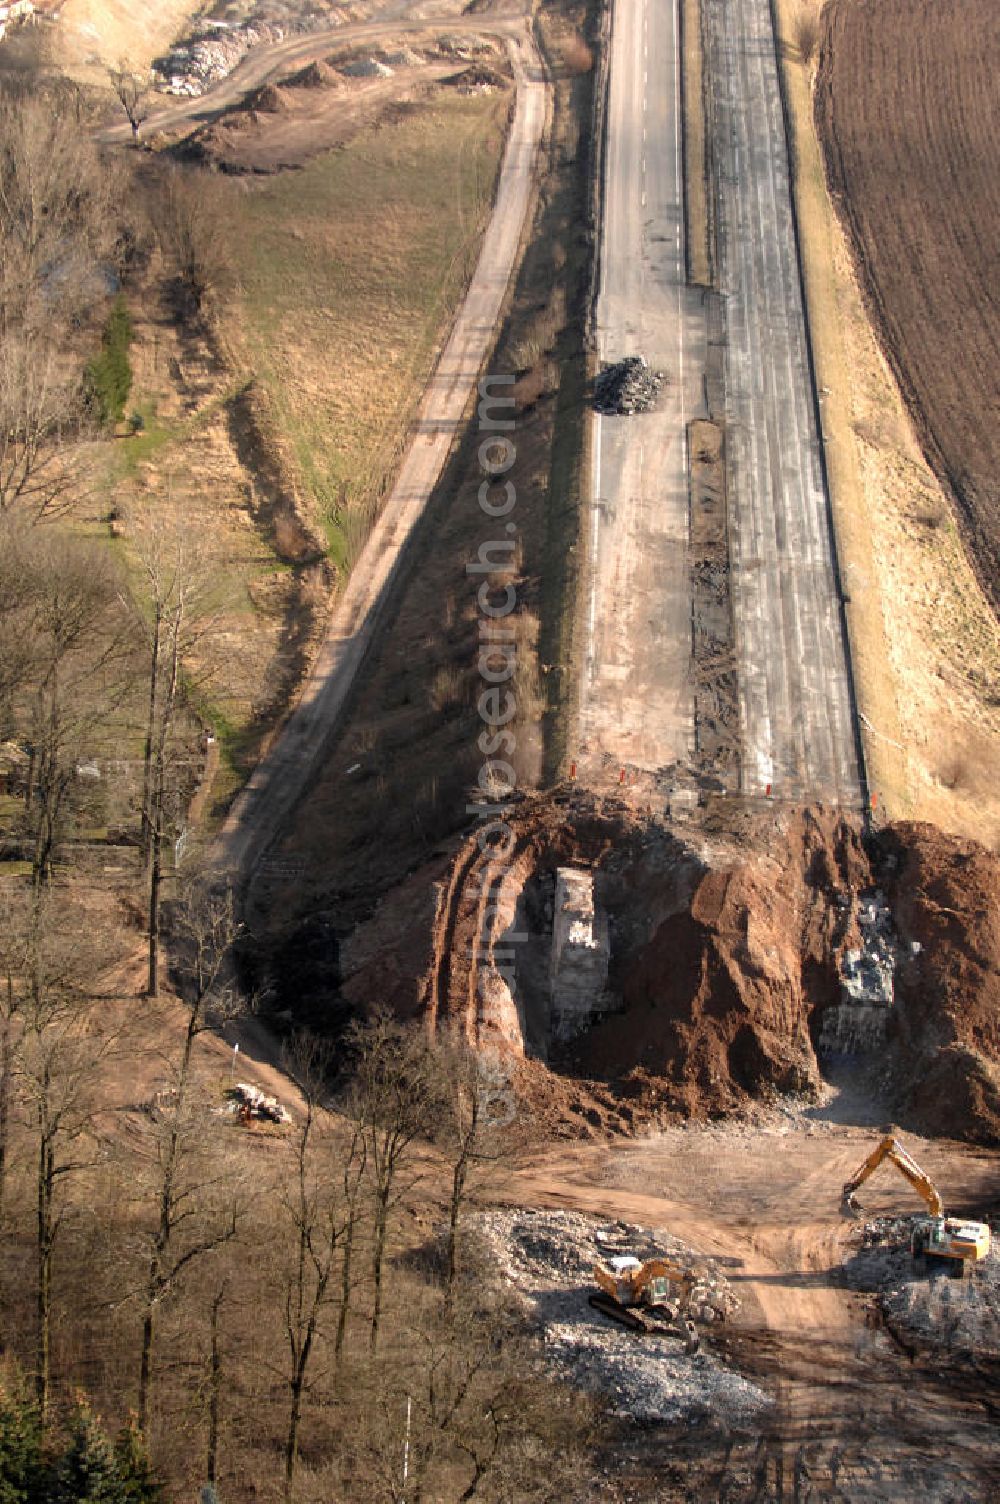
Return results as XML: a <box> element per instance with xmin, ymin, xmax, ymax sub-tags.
<box><xmin>819</xmin><ymin>886</ymin><xmax>901</xmax><ymax>1055</ymax></box>
<box><xmin>447</xmin><ymin>63</ymin><xmax>507</xmax><ymax>94</ymax></box>
<box><xmin>593</xmin><ymin>356</ymin><xmax>664</xmax><ymax>415</ymax></box>
<box><xmin>438</xmin><ymin>33</ymin><xmax>496</xmax><ymax>59</ymax></box>
<box><xmin>339</xmin><ymin>56</ymin><xmax>394</xmax><ymax>78</ymax></box>
<box><xmin>841</xmin><ymin>888</ymin><xmax>897</xmax><ymax>1005</ymax></box>
<box><xmin>844</xmin><ymin>1216</ymin><xmax>1000</xmax><ymax>1360</ymax></box>
<box><xmin>155</xmin><ymin>3</ymin><xmax>349</xmax><ymax>98</ymax></box>
<box><xmin>225</xmin><ymin>1081</ymin><xmax>291</xmax><ymax>1124</ymax></box>
<box><xmin>157</xmin><ymin>23</ymin><xmax>289</xmax><ymax>96</ymax></box>
<box><xmin>549</xmin><ymin>868</ymin><xmax>611</xmax><ymax>1046</ymax></box>
<box><xmin>380</xmin><ymin>46</ymin><xmax>424</xmax><ymax>67</ymax></box>
<box><xmin>474</xmin><ymin>1209</ymin><xmax>765</xmax><ymax>1425</ymax></box>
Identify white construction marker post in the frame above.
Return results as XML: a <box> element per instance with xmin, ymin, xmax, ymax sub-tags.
<box><xmin>230</xmin><ymin>1042</ymin><xmax>239</xmax><ymax>1082</ymax></box>
<box><xmin>401</xmin><ymin>1394</ymin><xmax>411</xmax><ymax>1501</ymax></box>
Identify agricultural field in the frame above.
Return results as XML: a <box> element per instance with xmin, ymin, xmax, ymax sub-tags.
<box><xmin>816</xmin><ymin>0</ymin><xmax>1000</xmax><ymax>619</ymax></box>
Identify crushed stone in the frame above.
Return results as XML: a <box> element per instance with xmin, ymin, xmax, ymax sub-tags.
<box><xmin>474</xmin><ymin>1207</ymin><xmax>770</xmax><ymax>1425</ymax></box>
<box><xmin>843</xmin><ymin>1214</ymin><xmax>1000</xmax><ymax>1360</ymax></box>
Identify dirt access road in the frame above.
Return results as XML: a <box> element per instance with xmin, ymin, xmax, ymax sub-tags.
<box><xmin>214</xmin><ymin>19</ymin><xmax>546</xmax><ymax>882</ymax></box>
<box><xmin>501</xmin><ymin>1085</ymin><xmax>1000</xmax><ymax>1497</ymax></box>
<box><xmin>95</xmin><ymin>9</ymin><xmax>510</xmax><ymax>142</ymax></box>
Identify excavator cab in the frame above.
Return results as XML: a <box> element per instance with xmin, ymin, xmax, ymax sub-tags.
<box><xmin>914</xmin><ymin>1217</ymin><xmax>991</xmax><ymax>1272</ymax></box>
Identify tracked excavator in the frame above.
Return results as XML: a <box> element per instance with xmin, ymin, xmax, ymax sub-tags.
<box><xmin>841</xmin><ymin>1134</ymin><xmax>991</xmax><ymax>1275</ymax></box>
<box><xmin>589</xmin><ymin>1256</ymin><xmax>700</xmax><ymax>1352</ymax></box>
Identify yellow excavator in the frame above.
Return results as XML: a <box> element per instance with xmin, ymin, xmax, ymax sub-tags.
<box><xmin>590</xmin><ymin>1255</ymin><xmax>700</xmax><ymax>1352</ymax></box>
<box><xmin>841</xmin><ymin>1134</ymin><xmax>991</xmax><ymax>1275</ymax></box>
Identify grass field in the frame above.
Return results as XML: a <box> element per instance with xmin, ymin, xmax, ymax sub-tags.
<box><xmin>226</xmin><ymin>89</ymin><xmax>510</xmax><ymax>575</ymax></box>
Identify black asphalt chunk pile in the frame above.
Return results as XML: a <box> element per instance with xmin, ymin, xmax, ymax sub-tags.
<box><xmin>594</xmin><ymin>355</ymin><xmax>664</xmax><ymax>415</ymax></box>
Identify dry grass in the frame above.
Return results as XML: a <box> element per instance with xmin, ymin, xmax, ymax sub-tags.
<box><xmin>773</xmin><ymin>0</ymin><xmax>1000</xmax><ymax>844</ymax></box>
<box><xmin>221</xmin><ymin>89</ymin><xmax>509</xmax><ymax>577</ymax></box>
<box><xmin>682</xmin><ymin>0</ymin><xmax>712</xmax><ymax>286</ymax></box>
<box><xmin>51</xmin><ymin>0</ymin><xmax>208</xmax><ymax>81</ymax></box>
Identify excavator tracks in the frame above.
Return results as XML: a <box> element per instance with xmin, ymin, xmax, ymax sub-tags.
<box><xmin>588</xmin><ymin>1295</ymin><xmax>701</xmax><ymax>1353</ymax></box>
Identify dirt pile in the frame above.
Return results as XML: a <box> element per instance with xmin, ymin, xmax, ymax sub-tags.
<box><xmin>287</xmin><ymin>58</ymin><xmax>340</xmax><ymax>89</ymax></box>
<box><xmin>877</xmin><ymin>822</ymin><xmax>1000</xmax><ymax>1143</ymax></box>
<box><xmin>576</xmin><ymin>811</ymin><xmax>868</xmax><ymax>1114</ymax></box>
<box><xmin>274</xmin><ymin>794</ymin><xmax>1000</xmax><ymax>1141</ymax></box>
<box><xmin>248</xmin><ymin>82</ymin><xmax>291</xmax><ymax>114</ymax></box>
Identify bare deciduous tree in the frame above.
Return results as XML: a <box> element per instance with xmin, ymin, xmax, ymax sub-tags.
<box><xmin>151</xmin><ymin>165</ymin><xmax>234</xmax><ymax>324</ymax></box>
<box><xmin>129</xmin><ymin>520</ymin><xmax>215</xmax><ymax>996</ymax></box>
<box><xmin>346</xmin><ymin>1015</ymin><xmax>441</xmax><ymax>1354</ymax></box>
<box><xmin>0</xmin><ymin>91</ymin><xmax>119</xmax><ymax>336</ymax></box>
<box><xmin>434</xmin><ymin>1041</ymin><xmax>514</xmax><ymax>1302</ymax></box>
<box><xmin>135</xmin><ymin>880</ymin><xmax>244</xmax><ymax>1430</ymax></box>
<box><xmin>109</xmin><ymin>62</ymin><xmax>152</xmax><ymax>146</ymax></box>
<box><xmin>278</xmin><ymin>1032</ymin><xmax>347</xmax><ymax>1503</ymax></box>
<box><xmin>0</xmin><ymin>529</ymin><xmax>131</xmax><ymax>887</ymax></box>
<box><xmin>0</xmin><ymin>338</ymin><xmax>82</xmax><ymax>523</ymax></box>
<box><xmin>7</xmin><ymin>890</ymin><xmax>122</xmax><ymax>1416</ymax></box>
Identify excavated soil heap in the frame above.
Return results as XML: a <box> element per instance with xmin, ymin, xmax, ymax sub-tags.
<box><xmin>248</xmin><ymin>83</ymin><xmax>292</xmax><ymax>115</ymax></box>
<box><xmin>286</xmin><ymin>60</ymin><xmax>341</xmax><ymax>89</ymax></box>
<box><xmin>879</xmin><ymin>822</ymin><xmax>1000</xmax><ymax>1144</ymax></box>
<box><xmin>276</xmin><ymin>795</ymin><xmax>1000</xmax><ymax>1141</ymax></box>
<box><xmin>575</xmin><ymin>812</ymin><xmax>869</xmax><ymax>1115</ymax></box>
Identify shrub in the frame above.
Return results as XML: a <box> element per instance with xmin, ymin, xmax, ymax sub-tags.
<box><xmin>85</xmin><ymin>294</ymin><xmax>133</xmax><ymax>428</ymax></box>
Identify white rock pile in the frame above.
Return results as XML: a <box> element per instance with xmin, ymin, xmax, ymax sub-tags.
<box><xmin>844</xmin><ymin>1215</ymin><xmax>1000</xmax><ymax>1360</ymax></box>
<box><xmin>474</xmin><ymin>1208</ymin><xmax>768</xmax><ymax>1425</ymax></box>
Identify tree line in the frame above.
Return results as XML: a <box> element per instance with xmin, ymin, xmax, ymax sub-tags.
<box><xmin>0</xmin><ymin>877</ymin><xmax>592</xmax><ymax>1500</ymax></box>
<box><xmin>0</xmin><ymin>72</ymin><xmax>599</xmax><ymax>1503</ymax></box>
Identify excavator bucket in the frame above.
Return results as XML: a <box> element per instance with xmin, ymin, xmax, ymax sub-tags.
<box><xmin>840</xmin><ymin>1189</ymin><xmax>862</xmax><ymax>1219</ymax></box>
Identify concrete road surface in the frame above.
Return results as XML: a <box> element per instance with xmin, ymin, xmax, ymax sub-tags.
<box><xmin>215</xmin><ymin>29</ymin><xmax>546</xmax><ymax>879</ymax></box>
<box><xmin>579</xmin><ymin>0</ymin><xmax>707</xmax><ymax>782</ymax></box>
<box><xmin>705</xmin><ymin>0</ymin><xmax>861</xmax><ymax>802</ymax></box>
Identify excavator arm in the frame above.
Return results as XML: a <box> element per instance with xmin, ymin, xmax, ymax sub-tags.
<box><xmin>841</xmin><ymin>1135</ymin><xmax>944</xmax><ymax>1217</ymax></box>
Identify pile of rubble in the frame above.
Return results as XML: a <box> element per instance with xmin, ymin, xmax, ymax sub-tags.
<box><xmin>843</xmin><ymin>1216</ymin><xmax>1000</xmax><ymax>1361</ymax></box>
<box><xmin>155</xmin><ymin>5</ymin><xmax>345</xmax><ymax>98</ymax></box>
<box><xmin>593</xmin><ymin>356</ymin><xmax>664</xmax><ymax>415</ymax></box>
<box><xmin>340</xmin><ymin>56</ymin><xmax>394</xmax><ymax>79</ymax></box>
<box><xmin>474</xmin><ymin>1208</ymin><xmax>767</xmax><ymax>1425</ymax></box>
<box><xmin>224</xmin><ymin>1081</ymin><xmax>291</xmax><ymax>1125</ymax></box>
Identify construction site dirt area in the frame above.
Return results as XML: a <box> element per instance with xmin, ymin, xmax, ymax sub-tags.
<box><xmin>502</xmin><ymin>1103</ymin><xmax>1000</xmax><ymax>1499</ymax></box>
<box><xmin>173</xmin><ymin>39</ymin><xmax>510</xmax><ymax>174</ymax></box>
<box><xmin>816</xmin><ymin>0</ymin><xmax>1000</xmax><ymax>620</ymax></box>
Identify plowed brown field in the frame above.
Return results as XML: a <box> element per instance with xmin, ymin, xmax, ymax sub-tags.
<box><xmin>816</xmin><ymin>0</ymin><xmax>1000</xmax><ymax>618</ymax></box>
